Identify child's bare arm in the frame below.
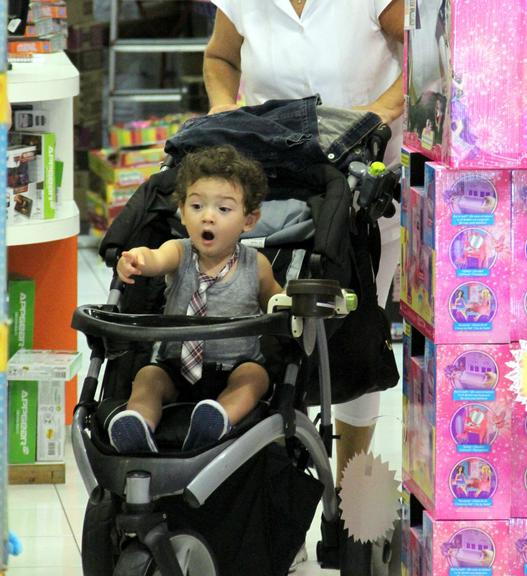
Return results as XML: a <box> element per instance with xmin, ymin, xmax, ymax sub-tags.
<box><xmin>117</xmin><ymin>240</ymin><xmax>183</xmax><ymax>284</ymax></box>
<box><xmin>257</xmin><ymin>252</ymin><xmax>283</xmax><ymax>310</ymax></box>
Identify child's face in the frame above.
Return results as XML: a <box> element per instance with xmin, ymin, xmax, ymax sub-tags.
<box><xmin>180</xmin><ymin>177</ymin><xmax>259</xmax><ymax>260</ymax></box>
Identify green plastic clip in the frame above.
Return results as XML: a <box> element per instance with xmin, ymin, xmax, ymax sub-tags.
<box><xmin>368</xmin><ymin>161</ymin><xmax>386</xmax><ymax>176</ymax></box>
<box><xmin>345</xmin><ymin>292</ymin><xmax>358</xmax><ymax>312</ymax></box>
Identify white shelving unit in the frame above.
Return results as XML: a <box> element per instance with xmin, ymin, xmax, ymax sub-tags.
<box><xmin>7</xmin><ymin>51</ymin><xmax>80</xmax><ymax>246</ymax></box>
<box><xmin>5</xmin><ymin>52</ymin><xmax>81</xmax><ymax>476</ymax></box>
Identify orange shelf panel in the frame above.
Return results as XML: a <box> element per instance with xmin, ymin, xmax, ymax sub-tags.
<box><xmin>9</xmin><ymin>236</ymin><xmax>78</xmax><ymax>424</ymax></box>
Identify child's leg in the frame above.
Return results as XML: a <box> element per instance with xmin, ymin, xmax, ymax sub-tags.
<box><xmin>109</xmin><ymin>365</ymin><xmax>178</xmax><ymax>453</ymax></box>
<box><xmin>217</xmin><ymin>362</ymin><xmax>270</xmax><ymax>425</ymax></box>
<box><xmin>182</xmin><ymin>362</ymin><xmax>269</xmax><ymax>451</ymax></box>
<box><xmin>127</xmin><ymin>365</ymin><xmax>178</xmax><ymax>431</ymax></box>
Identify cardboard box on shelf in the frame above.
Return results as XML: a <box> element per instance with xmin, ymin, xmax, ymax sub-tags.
<box><xmin>10</xmin><ymin>131</ymin><xmax>56</xmax><ymax>220</ymax></box>
<box><xmin>404</xmin><ymin>1</ymin><xmax>527</xmax><ymax>169</ymax></box>
<box><xmin>8</xmin><ymin>379</ymin><xmax>37</xmax><ymax>464</ymax></box>
<box><xmin>89</xmin><ymin>148</ymin><xmax>159</xmax><ymax>187</ymax></box>
<box><xmin>67</xmin><ymin>20</ymin><xmax>106</xmax><ymax>51</ymax></box>
<box><xmin>8</xmin><ymin>275</ymin><xmax>35</xmax><ymax>359</ymax></box>
<box><xmin>7</xmin><ymin>349</ymin><xmax>82</xmax><ymax>382</ymax></box>
<box><xmin>403</xmin><ymin>322</ymin><xmax>512</xmax><ymax>520</ymax></box>
<box><xmin>74</xmin><ymin>121</ymin><xmax>102</xmax><ymax>151</ymax></box>
<box><xmin>37</xmin><ymin>379</ymin><xmax>65</xmax><ymax>462</ymax></box>
<box><xmin>7</xmin><ymin>144</ymin><xmax>36</xmax><ymax>189</ymax></box>
<box><xmin>400</xmin><ymin>147</ymin><xmax>511</xmax><ymax>344</ymax></box>
<box><xmin>13</xmin><ymin>108</ymin><xmax>50</xmax><ymax>132</ymax></box>
<box><xmin>402</xmin><ymin>487</ymin><xmax>511</xmax><ymax>576</ymax></box>
<box><xmin>66</xmin><ymin>0</ymin><xmax>93</xmax><ymax>26</ymax></box>
<box><xmin>66</xmin><ymin>48</ymin><xmax>103</xmax><ymax>72</ymax></box>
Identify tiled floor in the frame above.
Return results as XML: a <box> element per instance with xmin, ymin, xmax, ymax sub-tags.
<box><xmin>6</xmin><ymin>240</ymin><xmax>403</xmax><ymax>575</ymax></box>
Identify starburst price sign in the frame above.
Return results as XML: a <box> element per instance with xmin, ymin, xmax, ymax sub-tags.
<box><xmin>506</xmin><ymin>340</ymin><xmax>527</xmax><ymax>408</ymax></box>
<box><xmin>339</xmin><ymin>452</ymin><xmax>400</xmax><ymax>544</ymax></box>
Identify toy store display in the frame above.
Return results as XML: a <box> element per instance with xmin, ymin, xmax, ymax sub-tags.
<box><xmin>403</xmin><ymin>322</ymin><xmax>512</xmax><ymax>520</ymax></box>
<box><xmin>88</xmin><ymin>148</ymin><xmax>160</xmax><ymax>189</ymax></box>
<box><xmin>404</xmin><ymin>0</ymin><xmax>527</xmax><ymax>169</ymax></box>
<box><xmin>401</xmin><ymin>1</ymin><xmax>527</xmax><ymax>555</ymax></box>
<box><xmin>402</xmin><ymin>487</ymin><xmax>511</xmax><ymax>576</ymax></box>
<box><xmin>7</xmin><ymin>275</ymin><xmax>34</xmax><ymax>359</ymax></box>
<box><xmin>7</xmin><ymin>350</ymin><xmax>82</xmax><ymax>464</ymax></box>
<box><xmin>9</xmin><ymin>131</ymin><xmax>56</xmax><ymax>219</ymax></box>
<box><xmin>0</xmin><ymin>21</ymin><xmax>8</xmax><ymax>563</ymax></box>
<box><xmin>511</xmin><ymin>172</ymin><xmax>527</xmax><ymax>341</ymax></box>
<box><xmin>400</xmin><ymin>147</ymin><xmax>512</xmax><ymax>344</ymax></box>
<box><xmin>108</xmin><ymin>113</ymin><xmax>195</xmax><ymax>149</ymax></box>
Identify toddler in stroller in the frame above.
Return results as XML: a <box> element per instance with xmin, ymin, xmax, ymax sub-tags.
<box><xmin>71</xmin><ymin>97</ymin><xmax>400</xmax><ymax>576</ymax></box>
<box><xmin>108</xmin><ymin>144</ymin><xmax>282</xmax><ymax>454</ymax></box>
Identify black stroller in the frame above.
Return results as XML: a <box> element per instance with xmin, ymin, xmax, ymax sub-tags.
<box><xmin>71</xmin><ymin>97</ymin><xmax>400</xmax><ymax>576</ymax></box>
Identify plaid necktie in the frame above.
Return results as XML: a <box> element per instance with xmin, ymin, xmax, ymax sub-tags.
<box><xmin>180</xmin><ymin>245</ymin><xmax>240</xmax><ymax>384</ymax></box>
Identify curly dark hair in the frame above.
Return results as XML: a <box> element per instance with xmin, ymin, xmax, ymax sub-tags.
<box><xmin>174</xmin><ymin>144</ymin><xmax>268</xmax><ymax>214</ymax></box>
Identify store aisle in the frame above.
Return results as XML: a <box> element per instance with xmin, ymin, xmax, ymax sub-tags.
<box><xmin>6</xmin><ymin>241</ymin><xmax>402</xmax><ymax>575</ymax></box>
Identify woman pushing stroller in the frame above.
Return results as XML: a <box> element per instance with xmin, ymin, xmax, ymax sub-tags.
<box><xmin>108</xmin><ymin>144</ymin><xmax>282</xmax><ymax>454</ymax></box>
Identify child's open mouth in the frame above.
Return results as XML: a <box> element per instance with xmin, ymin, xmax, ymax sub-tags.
<box><xmin>202</xmin><ymin>230</ymin><xmax>215</xmax><ymax>241</ymax></box>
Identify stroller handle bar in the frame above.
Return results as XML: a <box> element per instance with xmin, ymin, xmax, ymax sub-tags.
<box><xmin>72</xmin><ymin>305</ymin><xmax>295</xmax><ymax>342</ymax></box>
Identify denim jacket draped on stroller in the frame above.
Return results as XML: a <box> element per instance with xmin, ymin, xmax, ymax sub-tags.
<box><xmin>72</xmin><ymin>95</ymin><xmax>400</xmax><ymax>576</ymax></box>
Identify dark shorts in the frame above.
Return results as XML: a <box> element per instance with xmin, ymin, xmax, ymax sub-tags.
<box><xmin>151</xmin><ymin>358</ymin><xmax>269</xmax><ymax>403</ymax></box>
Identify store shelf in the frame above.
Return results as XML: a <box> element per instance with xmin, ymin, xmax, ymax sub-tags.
<box><xmin>6</xmin><ymin>201</ymin><xmax>79</xmax><ymax>246</ymax></box>
<box><xmin>7</xmin><ymin>51</ymin><xmax>79</xmax><ymax>103</ymax></box>
<box><xmin>6</xmin><ymin>51</ymin><xmax>80</xmax><ymax>425</ymax></box>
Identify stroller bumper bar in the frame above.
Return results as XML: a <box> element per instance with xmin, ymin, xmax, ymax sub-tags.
<box><xmin>72</xmin><ymin>279</ymin><xmax>351</xmax><ymax>342</ymax></box>
<box><xmin>72</xmin><ymin>306</ymin><xmax>293</xmax><ymax>342</ymax></box>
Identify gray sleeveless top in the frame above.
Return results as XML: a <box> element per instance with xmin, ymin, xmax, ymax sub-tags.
<box><xmin>157</xmin><ymin>239</ymin><xmax>263</xmax><ymax>369</ymax></box>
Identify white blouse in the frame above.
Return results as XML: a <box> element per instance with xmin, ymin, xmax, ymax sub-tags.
<box><xmin>211</xmin><ymin>0</ymin><xmax>402</xmax><ymax>165</ymax></box>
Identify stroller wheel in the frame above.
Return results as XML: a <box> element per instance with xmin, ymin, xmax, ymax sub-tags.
<box><xmin>114</xmin><ymin>530</ymin><xmax>219</xmax><ymax>576</ymax></box>
<box><xmin>153</xmin><ymin>531</ymin><xmax>219</xmax><ymax>576</ymax></box>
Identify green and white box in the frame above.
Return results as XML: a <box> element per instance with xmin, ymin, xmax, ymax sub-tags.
<box><xmin>8</xmin><ymin>275</ymin><xmax>35</xmax><ymax>359</ymax></box>
<box><xmin>10</xmin><ymin>132</ymin><xmax>56</xmax><ymax>219</ymax></box>
<box><xmin>8</xmin><ymin>380</ymin><xmax>37</xmax><ymax>464</ymax></box>
<box><xmin>7</xmin><ymin>349</ymin><xmax>82</xmax><ymax>381</ymax></box>
<box><xmin>37</xmin><ymin>380</ymin><xmax>64</xmax><ymax>462</ymax></box>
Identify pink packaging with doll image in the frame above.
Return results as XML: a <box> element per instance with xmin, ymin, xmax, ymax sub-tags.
<box><xmin>511</xmin><ymin>171</ymin><xmax>527</xmax><ymax>341</ymax></box>
<box><xmin>423</xmin><ymin>512</ymin><xmax>510</xmax><ymax>576</ymax></box>
<box><xmin>511</xmin><ymin>400</ymin><xmax>527</xmax><ymax>519</ymax></box>
<box><xmin>404</xmin><ymin>0</ymin><xmax>527</xmax><ymax>169</ymax></box>
<box><xmin>403</xmin><ymin>324</ymin><xmax>512</xmax><ymax>520</ymax></box>
<box><xmin>401</xmin><ymin>150</ymin><xmax>511</xmax><ymax>344</ymax></box>
<box><xmin>511</xmin><ymin>518</ymin><xmax>527</xmax><ymax>576</ymax></box>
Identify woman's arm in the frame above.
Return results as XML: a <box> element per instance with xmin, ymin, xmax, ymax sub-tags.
<box><xmin>203</xmin><ymin>9</ymin><xmax>244</xmax><ymax>114</ymax></box>
<box><xmin>356</xmin><ymin>0</ymin><xmax>405</xmax><ymax>124</ymax></box>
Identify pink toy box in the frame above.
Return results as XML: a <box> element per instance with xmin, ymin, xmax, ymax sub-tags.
<box><xmin>422</xmin><ymin>512</ymin><xmax>510</xmax><ymax>576</ymax></box>
<box><xmin>403</xmin><ymin>323</ymin><xmax>512</xmax><ymax>520</ymax></box>
<box><xmin>510</xmin><ymin>518</ymin><xmax>527</xmax><ymax>576</ymax></box>
<box><xmin>511</xmin><ymin>171</ymin><xmax>527</xmax><ymax>341</ymax></box>
<box><xmin>511</xmin><ymin>401</ymin><xmax>527</xmax><ymax>519</ymax></box>
<box><xmin>403</xmin><ymin>0</ymin><xmax>527</xmax><ymax>169</ymax></box>
<box><xmin>400</xmin><ymin>147</ymin><xmax>511</xmax><ymax>344</ymax></box>
<box><xmin>402</xmin><ymin>487</ymin><xmax>510</xmax><ymax>575</ymax></box>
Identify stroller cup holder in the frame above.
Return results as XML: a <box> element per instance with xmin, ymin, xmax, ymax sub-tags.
<box><xmin>287</xmin><ymin>279</ymin><xmax>341</xmax><ymax>317</ymax></box>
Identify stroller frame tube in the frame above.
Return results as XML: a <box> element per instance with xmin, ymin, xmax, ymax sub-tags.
<box><xmin>184</xmin><ymin>410</ymin><xmax>339</xmax><ymax>521</ymax></box>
